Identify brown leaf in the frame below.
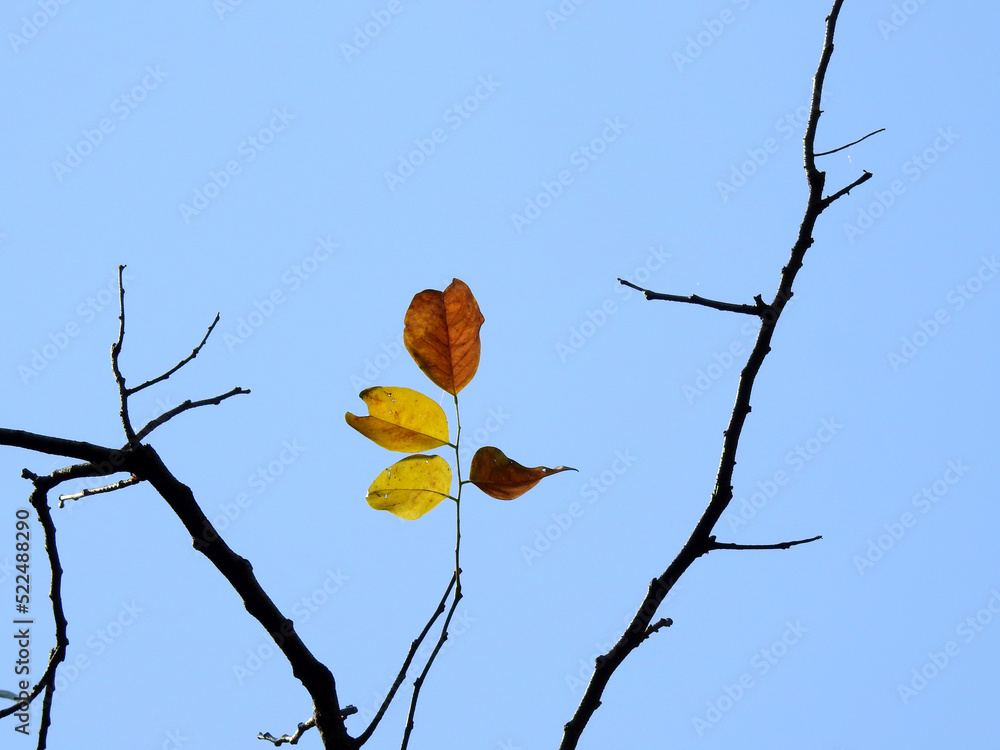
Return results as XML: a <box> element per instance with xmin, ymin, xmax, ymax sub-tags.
<box><xmin>403</xmin><ymin>279</ymin><xmax>485</xmax><ymax>395</ymax></box>
<box><xmin>469</xmin><ymin>446</ymin><xmax>576</xmax><ymax>500</ymax></box>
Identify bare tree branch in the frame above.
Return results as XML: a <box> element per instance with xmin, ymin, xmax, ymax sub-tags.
<box><xmin>259</xmin><ymin>710</ymin><xmax>357</xmax><ymax>747</ymax></box>
<box><xmin>815</xmin><ymin>127</ymin><xmax>885</xmax><ymax>157</ymax></box>
<box><xmin>134</xmin><ymin>386</ymin><xmax>251</xmax><ymax>442</ymax></box>
<box><xmin>641</xmin><ymin>617</ymin><xmax>673</xmax><ymax>640</ymax></box>
<box><xmin>257</xmin><ymin>716</ymin><xmax>316</xmax><ymax>747</ymax></box>
<box><xmin>0</xmin><ymin>429</ymin><xmax>125</xmax><ymax>468</ymax></box>
<box><xmin>0</xmin><ymin>395</ymin><xmax>347</xmax><ymax>747</ymax></box>
<box><xmin>126</xmin><ymin>444</ymin><xmax>355</xmax><ymax>749</ymax></box>
<box><xmin>821</xmin><ymin>169</ymin><xmax>873</xmax><ymax>210</ymax></box>
<box><xmin>400</xmin><ymin>578</ymin><xmax>462</xmax><ymax>750</ymax></box>
<box><xmin>0</xmin><ymin>471</ymin><xmax>70</xmax><ymax>750</ymax></box>
<box><xmin>559</xmin><ymin>2</ymin><xmax>867</xmax><ymax>746</ymax></box>
<box><xmin>110</xmin><ymin>265</ymin><xmax>138</xmax><ymax>446</ymax></box>
<box><xmin>356</xmin><ymin>573</ymin><xmax>457</xmax><ymax>746</ymax></box>
<box><xmin>57</xmin><ymin>474</ymin><xmax>141</xmax><ymax>504</ymax></box>
<box><xmin>128</xmin><ymin>313</ymin><xmax>221</xmax><ymax>395</ymax></box>
<box><xmin>618</xmin><ymin>279</ymin><xmax>763</xmax><ymax>316</ymax></box>
<box><xmin>708</xmin><ymin>535</ymin><xmax>823</xmax><ymax>551</ymax></box>
<box><xmin>259</xmin><ymin>718</ymin><xmax>316</xmax><ymax>747</ymax></box>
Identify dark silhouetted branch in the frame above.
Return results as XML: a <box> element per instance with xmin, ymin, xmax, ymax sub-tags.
<box><xmin>111</xmin><ymin>268</ymin><xmax>243</xmax><ymax>447</ymax></box>
<box><xmin>356</xmin><ymin>574</ymin><xmax>457</xmax><ymax>746</ymax></box>
<box><xmin>708</xmin><ymin>535</ymin><xmax>823</xmax><ymax>551</ymax></box>
<box><xmin>618</xmin><ymin>279</ymin><xmax>763</xmax><ymax>316</ymax></box>
<box><xmin>57</xmin><ymin>474</ymin><xmax>141</xmax><ymax>505</ymax></box>
<box><xmin>642</xmin><ymin>617</ymin><xmax>673</xmax><ymax>640</ymax></box>
<box><xmin>820</xmin><ymin>170</ymin><xmax>873</xmax><ymax>210</ymax></box>
<box><xmin>0</xmin><ymin>471</ymin><xmax>71</xmax><ymax>750</ymax></box>
<box><xmin>134</xmin><ymin>387</ymin><xmax>251</xmax><ymax>442</ymax></box>
<box><xmin>129</xmin><ymin>313</ymin><xmax>221</xmax><ymax>396</ymax></box>
<box><xmin>259</xmin><ymin>718</ymin><xmax>316</xmax><ymax>747</ymax></box>
<box><xmin>1</xmin><ymin>306</ymin><xmax>349</xmax><ymax>748</ymax></box>
<box><xmin>559</xmin><ymin>2</ymin><xmax>868</xmax><ymax>747</ymax></box>
<box><xmin>126</xmin><ymin>444</ymin><xmax>355</xmax><ymax>749</ymax></box>
<box><xmin>259</xmin><ymin>708</ymin><xmax>357</xmax><ymax>746</ymax></box>
<box><xmin>111</xmin><ymin>265</ymin><xmax>137</xmax><ymax>446</ymax></box>
<box><xmin>815</xmin><ymin>127</ymin><xmax>885</xmax><ymax>157</ymax></box>
<box><xmin>0</xmin><ymin>429</ymin><xmax>122</xmax><ymax>467</ymax></box>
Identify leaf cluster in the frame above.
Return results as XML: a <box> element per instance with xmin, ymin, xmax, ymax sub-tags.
<box><xmin>346</xmin><ymin>278</ymin><xmax>574</xmax><ymax>519</ymax></box>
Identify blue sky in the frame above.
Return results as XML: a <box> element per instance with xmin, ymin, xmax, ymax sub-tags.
<box><xmin>1</xmin><ymin>1</ymin><xmax>998</xmax><ymax>748</ymax></box>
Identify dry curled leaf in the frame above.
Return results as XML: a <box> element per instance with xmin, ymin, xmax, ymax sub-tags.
<box><xmin>469</xmin><ymin>446</ymin><xmax>576</xmax><ymax>500</ymax></box>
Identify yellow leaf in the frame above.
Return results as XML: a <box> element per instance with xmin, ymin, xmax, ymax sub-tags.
<box><xmin>345</xmin><ymin>387</ymin><xmax>450</xmax><ymax>452</ymax></box>
<box><xmin>366</xmin><ymin>455</ymin><xmax>453</xmax><ymax>520</ymax></box>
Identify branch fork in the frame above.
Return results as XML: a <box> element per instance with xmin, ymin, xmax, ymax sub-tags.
<box><xmin>560</xmin><ymin>3</ymin><xmax>877</xmax><ymax>746</ymax></box>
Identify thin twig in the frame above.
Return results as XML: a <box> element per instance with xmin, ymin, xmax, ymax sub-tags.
<box><xmin>128</xmin><ymin>313</ymin><xmax>221</xmax><ymax>395</ymax></box>
<box><xmin>259</xmin><ymin>715</ymin><xmax>322</xmax><ymax>746</ymax></box>
<box><xmin>259</xmin><ymin>718</ymin><xmax>314</xmax><ymax>746</ymax></box>
<box><xmin>400</xmin><ymin>588</ymin><xmax>462</xmax><ymax>750</ymax></box>
<box><xmin>134</xmin><ymin>387</ymin><xmax>251</xmax><ymax>442</ymax></box>
<box><xmin>709</xmin><ymin>535</ymin><xmax>823</xmax><ymax>551</ymax></box>
<box><xmin>618</xmin><ymin>279</ymin><xmax>762</xmax><ymax>316</ymax></box>
<box><xmin>57</xmin><ymin>474</ymin><xmax>141</xmax><ymax>506</ymax></box>
<box><xmin>641</xmin><ymin>617</ymin><xmax>673</xmax><ymax>641</ymax></box>
<box><xmin>821</xmin><ymin>170</ymin><xmax>873</xmax><ymax>210</ymax></box>
<box><xmin>815</xmin><ymin>128</ymin><xmax>885</xmax><ymax>157</ymax></box>
<box><xmin>356</xmin><ymin>573</ymin><xmax>457</xmax><ymax>746</ymax></box>
<box><xmin>110</xmin><ymin>265</ymin><xmax>137</xmax><ymax>446</ymax></box>
<box><xmin>258</xmin><ymin>707</ymin><xmax>356</xmax><ymax>746</ymax></box>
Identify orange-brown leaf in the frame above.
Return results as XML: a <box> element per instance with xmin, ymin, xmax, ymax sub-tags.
<box><xmin>469</xmin><ymin>446</ymin><xmax>576</xmax><ymax>500</ymax></box>
<box><xmin>403</xmin><ymin>279</ymin><xmax>484</xmax><ymax>395</ymax></box>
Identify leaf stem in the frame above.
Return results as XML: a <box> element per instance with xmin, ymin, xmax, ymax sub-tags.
<box><xmin>453</xmin><ymin>392</ymin><xmax>463</xmax><ymax>592</ymax></box>
<box><xmin>399</xmin><ymin>393</ymin><xmax>464</xmax><ymax>750</ymax></box>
